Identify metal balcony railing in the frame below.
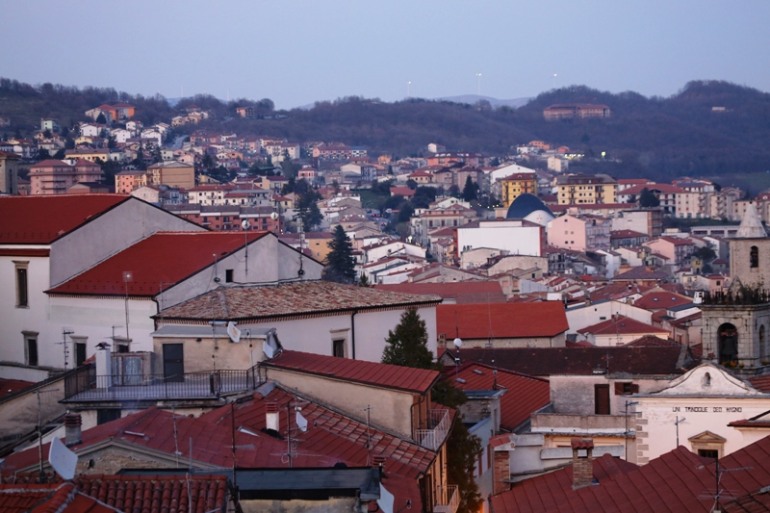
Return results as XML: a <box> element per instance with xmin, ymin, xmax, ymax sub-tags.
<box><xmin>416</xmin><ymin>408</ymin><xmax>450</xmax><ymax>451</ymax></box>
<box><xmin>63</xmin><ymin>365</ymin><xmax>262</xmax><ymax>403</ymax></box>
<box><xmin>434</xmin><ymin>485</ymin><xmax>459</xmax><ymax>513</ymax></box>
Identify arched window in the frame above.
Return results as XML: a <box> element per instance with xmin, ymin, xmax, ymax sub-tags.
<box><xmin>718</xmin><ymin>323</ymin><xmax>738</xmax><ymax>365</ymax></box>
<box><xmin>751</xmin><ymin>246</ymin><xmax>759</xmax><ymax>268</ymax></box>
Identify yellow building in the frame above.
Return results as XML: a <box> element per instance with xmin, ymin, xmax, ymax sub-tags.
<box><xmin>555</xmin><ymin>173</ymin><xmax>617</xmax><ymax>205</ymax></box>
<box><xmin>147</xmin><ymin>161</ymin><xmax>195</xmax><ymax>190</ymax></box>
<box><xmin>500</xmin><ymin>172</ymin><xmax>538</xmax><ymax>207</ymax></box>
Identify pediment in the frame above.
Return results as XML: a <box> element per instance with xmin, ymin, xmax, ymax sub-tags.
<box><xmin>688</xmin><ymin>430</ymin><xmax>726</xmax><ymax>444</ymax></box>
<box><xmin>652</xmin><ymin>362</ymin><xmax>761</xmax><ymax>397</ymax></box>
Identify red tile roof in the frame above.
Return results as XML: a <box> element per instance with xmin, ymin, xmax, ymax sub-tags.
<box><xmin>450</xmin><ymin>362</ymin><xmax>550</xmax><ymax>431</ymax></box>
<box><xmin>437</xmin><ymin>302</ymin><xmax>568</xmax><ymax>340</ymax></box>
<box><xmin>375</xmin><ymin>281</ymin><xmax>506</xmax><ymax>303</ymax></box>
<box><xmin>157</xmin><ymin>281</ymin><xmax>441</xmax><ymax>320</ymax></box>
<box><xmin>577</xmin><ymin>315</ymin><xmax>670</xmax><ymax>337</ymax></box>
<box><xmin>633</xmin><ymin>291</ymin><xmax>693</xmax><ymax>310</ymax></box>
<box><xmin>48</xmin><ymin>231</ymin><xmax>268</xmax><ymax>297</ymax></box>
<box><xmin>2</xmin><ymin>387</ymin><xmax>438</xmax><ymax>513</ymax></box>
<box><xmin>0</xmin><ymin>195</ymin><xmax>129</xmax><ymax>244</ymax></box>
<box><xmin>74</xmin><ymin>475</ymin><xmax>228</xmax><ymax>513</ymax></box>
<box><xmin>263</xmin><ymin>350</ymin><xmax>439</xmax><ymax>393</ymax></box>
<box><xmin>0</xmin><ymin>482</ymin><xmax>119</xmax><ymax>513</ymax></box>
<box><xmin>0</xmin><ymin>378</ymin><xmax>34</xmax><ymax>399</ymax></box>
<box><xmin>447</xmin><ymin>345</ymin><xmax>695</xmax><ymax>377</ymax></box>
<box><xmin>492</xmin><ymin>436</ymin><xmax>770</xmax><ymax>513</ymax></box>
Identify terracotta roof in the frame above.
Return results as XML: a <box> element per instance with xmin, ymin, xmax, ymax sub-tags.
<box><xmin>0</xmin><ymin>378</ymin><xmax>34</xmax><ymax>399</ymax></box>
<box><xmin>375</xmin><ymin>281</ymin><xmax>506</xmax><ymax>303</ymax></box>
<box><xmin>0</xmin><ymin>482</ymin><xmax>119</xmax><ymax>513</ymax></box>
<box><xmin>634</xmin><ymin>291</ymin><xmax>693</xmax><ymax>310</ymax></box>
<box><xmin>437</xmin><ymin>302</ymin><xmax>568</xmax><ymax>340</ymax></box>
<box><xmin>613</xmin><ymin>266</ymin><xmax>671</xmax><ymax>281</ymax></box>
<box><xmin>447</xmin><ymin>345</ymin><xmax>695</xmax><ymax>377</ymax></box>
<box><xmin>491</xmin><ymin>435</ymin><xmax>770</xmax><ymax>513</ymax></box>
<box><xmin>577</xmin><ymin>315</ymin><xmax>670</xmax><ymax>337</ymax></box>
<box><xmin>158</xmin><ymin>281</ymin><xmax>441</xmax><ymax>321</ymax></box>
<box><xmin>263</xmin><ymin>350</ymin><xmax>439</xmax><ymax>393</ymax></box>
<box><xmin>450</xmin><ymin>362</ymin><xmax>549</xmax><ymax>431</ymax></box>
<box><xmin>48</xmin><ymin>232</ymin><xmax>268</xmax><ymax>297</ymax></box>
<box><xmin>0</xmin><ymin>195</ymin><xmax>129</xmax><ymax>244</ymax></box>
<box><xmin>74</xmin><ymin>475</ymin><xmax>228</xmax><ymax>513</ymax></box>
<box><xmin>2</xmin><ymin>387</ymin><xmax>438</xmax><ymax>513</ymax></box>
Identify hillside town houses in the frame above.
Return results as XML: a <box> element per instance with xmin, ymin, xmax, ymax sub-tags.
<box><xmin>4</xmin><ymin>100</ymin><xmax>770</xmax><ymax>513</ymax></box>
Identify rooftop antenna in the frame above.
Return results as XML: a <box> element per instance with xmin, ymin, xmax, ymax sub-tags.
<box><xmin>241</xmin><ymin>219</ymin><xmax>251</xmax><ymax>276</ymax></box>
<box><xmin>674</xmin><ymin>415</ymin><xmax>686</xmax><ymax>447</ymax></box>
<box><xmin>122</xmin><ymin>271</ymin><xmax>133</xmax><ymax>344</ymax></box>
<box><xmin>58</xmin><ymin>328</ymin><xmax>74</xmax><ymax>370</ymax></box>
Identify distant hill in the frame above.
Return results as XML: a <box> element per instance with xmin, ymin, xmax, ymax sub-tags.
<box><xmin>434</xmin><ymin>94</ymin><xmax>531</xmax><ymax>109</ymax></box>
<box><xmin>2</xmin><ymin>77</ymin><xmax>770</xmax><ymax>184</ymax></box>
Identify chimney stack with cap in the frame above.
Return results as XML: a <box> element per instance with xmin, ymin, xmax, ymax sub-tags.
<box><xmin>571</xmin><ymin>437</ymin><xmax>595</xmax><ymax>489</ymax></box>
<box><xmin>64</xmin><ymin>413</ymin><xmax>82</xmax><ymax>446</ymax></box>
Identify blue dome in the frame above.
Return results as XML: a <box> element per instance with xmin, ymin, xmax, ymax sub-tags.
<box><xmin>506</xmin><ymin>193</ymin><xmax>553</xmax><ymax>220</ymax></box>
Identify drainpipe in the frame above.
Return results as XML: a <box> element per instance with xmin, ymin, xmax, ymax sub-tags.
<box><xmin>351</xmin><ymin>309</ymin><xmax>359</xmax><ymax>360</ymax></box>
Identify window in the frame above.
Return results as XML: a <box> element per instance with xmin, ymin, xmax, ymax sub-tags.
<box><xmin>332</xmin><ymin>339</ymin><xmax>345</xmax><ymax>358</ymax></box>
<box><xmin>751</xmin><ymin>246</ymin><xmax>759</xmax><ymax>268</ymax></box>
<box><xmin>14</xmin><ymin>261</ymin><xmax>29</xmax><ymax>307</ymax></box>
<box><xmin>225</xmin><ymin>269</ymin><xmax>234</xmax><ymax>283</ymax></box>
<box><xmin>97</xmin><ymin>408</ymin><xmax>121</xmax><ymax>425</ymax></box>
<box><xmin>23</xmin><ymin>331</ymin><xmax>38</xmax><ymax>366</ymax></box>
<box><xmin>614</xmin><ymin>382</ymin><xmax>639</xmax><ymax>395</ymax></box>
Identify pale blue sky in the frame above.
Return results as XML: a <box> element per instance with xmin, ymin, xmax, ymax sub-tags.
<box><xmin>2</xmin><ymin>1</ymin><xmax>769</xmax><ymax>109</ymax></box>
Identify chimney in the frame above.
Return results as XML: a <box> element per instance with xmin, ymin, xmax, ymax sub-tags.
<box><xmin>64</xmin><ymin>413</ymin><xmax>82</xmax><ymax>446</ymax></box>
<box><xmin>571</xmin><ymin>437</ymin><xmax>594</xmax><ymax>489</ymax></box>
<box><xmin>266</xmin><ymin>402</ymin><xmax>279</xmax><ymax>432</ymax></box>
<box><xmin>94</xmin><ymin>342</ymin><xmax>112</xmax><ymax>389</ymax></box>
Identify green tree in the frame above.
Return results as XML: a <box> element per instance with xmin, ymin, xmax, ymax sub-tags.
<box><xmin>381</xmin><ymin>309</ymin><xmax>483</xmax><ymax>513</ymax></box>
<box><xmin>639</xmin><ymin>187</ymin><xmax>660</xmax><ymax>207</ymax></box>
<box><xmin>381</xmin><ymin>308</ymin><xmax>433</xmax><ymax>368</ymax></box>
<box><xmin>462</xmin><ymin>176</ymin><xmax>479</xmax><ymax>202</ymax></box>
<box><xmin>297</xmin><ymin>189</ymin><xmax>322</xmax><ymax>231</ymax></box>
<box><xmin>323</xmin><ymin>225</ymin><xmax>356</xmax><ymax>283</ymax></box>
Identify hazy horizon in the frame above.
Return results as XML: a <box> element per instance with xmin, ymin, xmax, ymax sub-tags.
<box><xmin>2</xmin><ymin>1</ymin><xmax>769</xmax><ymax>110</ymax></box>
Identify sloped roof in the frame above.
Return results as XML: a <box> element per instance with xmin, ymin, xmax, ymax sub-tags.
<box><xmin>48</xmin><ymin>232</ymin><xmax>269</xmax><ymax>297</ymax></box>
<box><xmin>634</xmin><ymin>291</ymin><xmax>693</xmax><ymax>310</ymax></box>
<box><xmin>577</xmin><ymin>315</ymin><xmax>670</xmax><ymax>337</ymax></box>
<box><xmin>2</xmin><ymin>387</ymin><xmax>438</xmax><ymax>513</ymax></box>
<box><xmin>492</xmin><ymin>436</ymin><xmax>770</xmax><ymax>513</ymax></box>
<box><xmin>614</xmin><ymin>266</ymin><xmax>671</xmax><ymax>281</ymax></box>
<box><xmin>448</xmin><ymin>345</ymin><xmax>694</xmax><ymax>377</ymax></box>
<box><xmin>0</xmin><ymin>195</ymin><xmax>129</xmax><ymax>244</ymax></box>
<box><xmin>437</xmin><ymin>302</ymin><xmax>568</xmax><ymax>339</ymax></box>
<box><xmin>73</xmin><ymin>475</ymin><xmax>228</xmax><ymax>513</ymax></box>
<box><xmin>158</xmin><ymin>281</ymin><xmax>441</xmax><ymax>321</ymax></box>
<box><xmin>0</xmin><ymin>482</ymin><xmax>119</xmax><ymax>513</ymax></box>
<box><xmin>451</xmin><ymin>362</ymin><xmax>550</xmax><ymax>431</ymax></box>
<box><xmin>375</xmin><ymin>281</ymin><xmax>506</xmax><ymax>303</ymax></box>
<box><xmin>262</xmin><ymin>350</ymin><xmax>439</xmax><ymax>393</ymax></box>
<box><xmin>736</xmin><ymin>202</ymin><xmax>768</xmax><ymax>238</ymax></box>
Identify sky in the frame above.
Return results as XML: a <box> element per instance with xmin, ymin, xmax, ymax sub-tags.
<box><xmin>2</xmin><ymin>1</ymin><xmax>769</xmax><ymax>110</ymax></box>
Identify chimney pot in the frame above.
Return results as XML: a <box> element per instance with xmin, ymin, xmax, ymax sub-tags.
<box><xmin>64</xmin><ymin>413</ymin><xmax>82</xmax><ymax>446</ymax></box>
<box><xmin>571</xmin><ymin>437</ymin><xmax>595</xmax><ymax>489</ymax></box>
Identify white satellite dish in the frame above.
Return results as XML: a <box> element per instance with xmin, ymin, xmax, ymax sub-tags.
<box><xmin>49</xmin><ymin>437</ymin><xmax>77</xmax><ymax>480</ymax></box>
<box><xmin>241</xmin><ymin>219</ymin><xmax>251</xmax><ymax>230</ymax></box>
<box><xmin>227</xmin><ymin>321</ymin><xmax>241</xmax><ymax>343</ymax></box>
<box><xmin>453</xmin><ymin>337</ymin><xmax>463</xmax><ymax>349</ymax></box>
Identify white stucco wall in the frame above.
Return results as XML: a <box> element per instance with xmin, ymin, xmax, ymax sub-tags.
<box><xmin>566</xmin><ymin>301</ymin><xmax>650</xmax><ymax>334</ymax></box>
<box><xmin>633</xmin><ymin>363</ymin><xmax>770</xmax><ymax>463</ymax></box>
<box><xmin>457</xmin><ymin>221</ymin><xmax>542</xmax><ymax>258</ymax></box>
<box><xmin>50</xmin><ymin>198</ymin><xmax>204</xmax><ymax>287</ymax></box>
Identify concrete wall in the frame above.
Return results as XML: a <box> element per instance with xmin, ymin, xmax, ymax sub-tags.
<box><xmin>457</xmin><ymin>222</ymin><xmax>542</xmax><ymax>258</ymax></box>
<box><xmin>50</xmin><ymin>198</ymin><xmax>203</xmax><ymax>287</ymax></box>
<box><xmin>263</xmin><ymin>366</ymin><xmax>418</xmax><ymax>440</ymax></box>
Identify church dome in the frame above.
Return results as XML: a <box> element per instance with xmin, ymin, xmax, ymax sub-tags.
<box><xmin>506</xmin><ymin>193</ymin><xmax>554</xmax><ymax>226</ymax></box>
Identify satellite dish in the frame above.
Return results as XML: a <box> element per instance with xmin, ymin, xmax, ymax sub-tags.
<box><xmin>241</xmin><ymin>219</ymin><xmax>251</xmax><ymax>230</ymax></box>
<box><xmin>227</xmin><ymin>321</ymin><xmax>241</xmax><ymax>343</ymax></box>
<box><xmin>453</xmin><ymin>337</ymin><xmax>463</xmax><ymax>349</ymax></box>
<box><xmin>49</xmin><ymin>437</ymin><xmax>77</xmax><ymax>480</ymax></box>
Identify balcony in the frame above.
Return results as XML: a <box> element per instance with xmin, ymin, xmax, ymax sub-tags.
<box><xmin>530</xmin><ymin>412</ymin><xmax>628</xmax><ymax>434</ymax></box>
<box><xmin>434</xmin><ymin>484</ymin><xmax>459</xmax><ymax>513</ymax></box>
<box><xmin>63</xmin><ymin>364</ymin><xmax>262</xmax><ymax>404</ymax></box>
<box><xmin>416</xmin><ymin>408</ymin><xmax>450</xmax><ymax>451</ymax></box>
